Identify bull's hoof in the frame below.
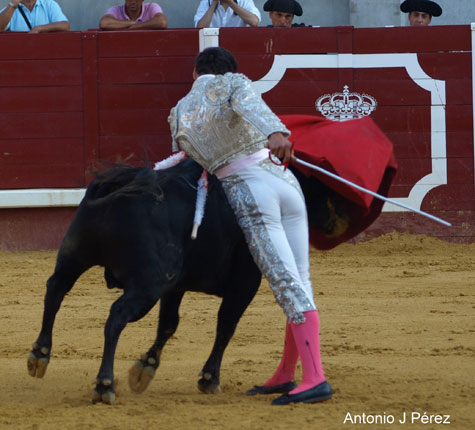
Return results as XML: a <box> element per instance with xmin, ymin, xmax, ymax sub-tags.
<box><xmin>92</xmin><ymin>379</ymin><xmax>116</xmax><ymax>405</ymax></box>
<box><xmin>92</xmin><ymin>389</ymin><xmax>116</xmax><ymax>405</ymax></box>
<box><xmin>27</xmin><ymin>343</ymin><xmax>50</xmax><ymax>378</ymax></box>
<box><xmin>128</xmin><ymin>359</ymin><xmax>156</xmax><ymax>393</ymax></box>
<box><xmin>198</xmin><ymin>372</ymin><xmax>222</xmax><ymax>394</ymax></box>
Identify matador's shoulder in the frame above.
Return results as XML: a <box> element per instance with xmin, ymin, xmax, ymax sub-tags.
<box><xmin>204</xmin><ymin>73</ymin><xmax>252</xmax><ymax>105</ymax></box>
<box><xmin>228</xmin><ymin>73</ymin><xmax>253</xmax><ymax>90</ymax></box>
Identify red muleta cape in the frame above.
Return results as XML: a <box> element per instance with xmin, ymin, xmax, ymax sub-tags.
<box><xmin>279</xmin><ymin>114</ymin><xmax>398</xmax><ymax>250</ymax></box>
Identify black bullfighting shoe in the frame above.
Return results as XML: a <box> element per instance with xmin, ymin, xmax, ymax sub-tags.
<box><xmin>246</xmin><ymin>381</ymin><xmax>297</xmax><ymax>396</ymax></box>
<box><xmin>271</xmin><ymin>381</ymin><xmax>332</xmax><ymax>405</ymax></box>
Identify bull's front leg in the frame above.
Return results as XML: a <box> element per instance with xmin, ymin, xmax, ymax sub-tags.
<box><xmin>198</xmin><ymin>293</ymin><xmax>252</xmax><ymax>394</ymax></box>
<box><xmin>28</xmin><ymin>269</ymin><xmax>83</xmax><ymax>378</ymax></box>
<box><xmin>94</xmin><ymin>292</ymin><xmax>158</xmax><ymax>405</ymax></box>
<box><xmin>198</xmin><ymin>255</ymin><xmax>260</xmax><ymax>394</ymax></box>
<box><xmin>128</xmin><ymin>290</ymin><xmax>185</xmax><ymax>394</ymax></box>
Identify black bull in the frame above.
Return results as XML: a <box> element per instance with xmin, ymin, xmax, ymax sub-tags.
<box><xmin>27</xmin><ymin>158</ymin><xmax>351</xmax><ymax>405</ymax></box>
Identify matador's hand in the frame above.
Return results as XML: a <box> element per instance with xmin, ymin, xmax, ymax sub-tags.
<box><xmin>267</xmin><ymin>132</ymin><xmax>293</xmax><ymax>165</ymax></box>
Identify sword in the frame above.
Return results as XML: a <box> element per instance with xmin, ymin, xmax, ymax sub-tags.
<box><xmin>292</xmin><ymin>156</ymin><xmax>452</xmax><ymax>227</ymax></box>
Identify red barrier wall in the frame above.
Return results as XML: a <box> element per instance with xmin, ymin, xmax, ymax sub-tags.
<box><xmin>219</xmin><ymin>26</ymin><xmax>474</xmax><ymax>243</ymax></box>
<box><xmin>0</xmin><ymin>26</ymin><xmax>473</xmax><ymax>250</ymax></box>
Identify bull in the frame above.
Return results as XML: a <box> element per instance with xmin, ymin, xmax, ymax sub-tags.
<box><xmin>26</xmin><ymin>157</ymin><xmax>355</xmax><ymax>405</ymax></box>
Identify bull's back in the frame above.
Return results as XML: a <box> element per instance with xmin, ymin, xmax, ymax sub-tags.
<box><xmin>55</xmin><ymin>160</ymin><xmax>250</xmax><ymax>293</ymax></box>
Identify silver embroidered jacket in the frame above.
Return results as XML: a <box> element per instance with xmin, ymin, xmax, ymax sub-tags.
<box><xmin>168</xmin><ymin>73</ymin><xmax>290</xmax><ymax>174</ymax></box>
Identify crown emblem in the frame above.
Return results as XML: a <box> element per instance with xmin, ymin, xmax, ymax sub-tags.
<box><xmin>315</xmin><ymin>85</ymin><xmax>377</xmax><ymax>121</ymax></box>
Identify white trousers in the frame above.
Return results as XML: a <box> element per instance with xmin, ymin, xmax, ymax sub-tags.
<box><xmin>221</xmin><ymin>161</ymin><xmax>316</xmax><ymax>323</ymax></box>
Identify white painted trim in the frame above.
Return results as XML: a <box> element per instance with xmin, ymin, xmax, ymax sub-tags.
<box><xmin>199</xmin><ymin>28</ymin><xmax>219</xmax><ymax>52</ymax></box>
<box><xmin>472</xmin><ymin>23</ymin><xmax>475</xmax><ymax>190</ymax></box>
<box><xmin>0</xmin><ymin>189</ymin><xmax>85</xmax><ymax>209</ymax></box>
<box><xmin>252</xmin><ymin>53</ymin><xmax>448</xmax><ymax>212</ymax></box>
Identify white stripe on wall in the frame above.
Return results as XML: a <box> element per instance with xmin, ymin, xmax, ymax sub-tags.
<box><xmin>0</xmin><ymin>189</ymin><xmax>85</xmax><ymax>209</ymax></box>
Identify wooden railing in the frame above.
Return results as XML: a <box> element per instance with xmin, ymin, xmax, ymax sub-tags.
<box><xmin>0</xmin><ymin>26</ymin><xmax>473</xmax><ymax>249</ymax></box>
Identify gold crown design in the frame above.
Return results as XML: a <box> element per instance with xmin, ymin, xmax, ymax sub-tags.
<box><xmin>315</xmin><ymin>85</ymin><xmax>377</xmax><ymax>121</ymax></box>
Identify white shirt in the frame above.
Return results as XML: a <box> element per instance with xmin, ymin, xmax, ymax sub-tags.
<box><xmin>194</xmin><ymin>0</ymin><xmax>261</xmax><ymax>28</ymax></box>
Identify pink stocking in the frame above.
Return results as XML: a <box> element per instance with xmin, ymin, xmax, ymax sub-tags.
<box><xmin>263</xmin><ymin>322</ymin><xmax>299</xmax><ymax>386</ymax></box>
<box><xmin>289</xmin><ymin>310</ymin><xmax>326</xmax><ymax>394</ymax></box>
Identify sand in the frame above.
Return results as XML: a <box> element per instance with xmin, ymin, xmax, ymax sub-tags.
<box><xmin>0</xmin><ymin>233</ymin><xmax>474</xmax><ymax>430</ymax></box>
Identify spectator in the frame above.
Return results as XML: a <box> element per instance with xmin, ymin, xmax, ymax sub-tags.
<box><xmin>400</xmin><ymin>0</ymin><xmax>442</xmax><ymax>26</ymax></box>
<box><xmin>0</xmin><ymin>0</ymin><xmax>70</xmax><ymax>33</ymax></box>
<box><xmin>99</xmin><ymin>0</ymin><xmax>167</xmax><ymax>31</ymax></box>
<box><xmin>263</xmin><ymin>0</ymin><xmax>305</xmax><ymax>28</ymax></box>
<box><xmin>194</xmin><ymin>0</ymin><xmax>260</xmax><ymax>28</ymax></box>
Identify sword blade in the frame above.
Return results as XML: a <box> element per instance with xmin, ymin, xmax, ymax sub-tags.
<box><xmin>292</xmin><ymin>156</ymin><xmax>451</xmax><ymax>227</ymax></box>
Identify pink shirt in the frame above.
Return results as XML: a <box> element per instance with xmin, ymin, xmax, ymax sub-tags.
<box><xmin>105</xmin><ymin>3</ymin><xmax>163</xmax><ymax>22</ymax></box>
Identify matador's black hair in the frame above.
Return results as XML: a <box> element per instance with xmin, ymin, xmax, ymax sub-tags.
<box><xmin>194</xmin><ymin>47</ymin><xmax>238</xmax><ymax>75</ymax></box>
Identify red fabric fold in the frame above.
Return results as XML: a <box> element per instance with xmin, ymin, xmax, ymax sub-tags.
<box><xmin>279</xmin><ymin>114</ymin><xmax>398</xmax><ymax>250</ymax></box>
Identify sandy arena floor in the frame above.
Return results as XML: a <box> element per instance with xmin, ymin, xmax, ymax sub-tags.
<box><xmin>0</xmin><ymin>233</ymin><xmax>474</xmax><ymax>430</ymax></box>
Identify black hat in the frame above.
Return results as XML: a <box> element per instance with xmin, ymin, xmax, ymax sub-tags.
<box><xmin>263</xmin><ymin>0</ymin><xmax>303</xmax><ymax>17</ymax></box>
<box><xmin>400</xmin><ymin>0</ymin><xmax>442</xmax><ymax>17</ymax></box>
